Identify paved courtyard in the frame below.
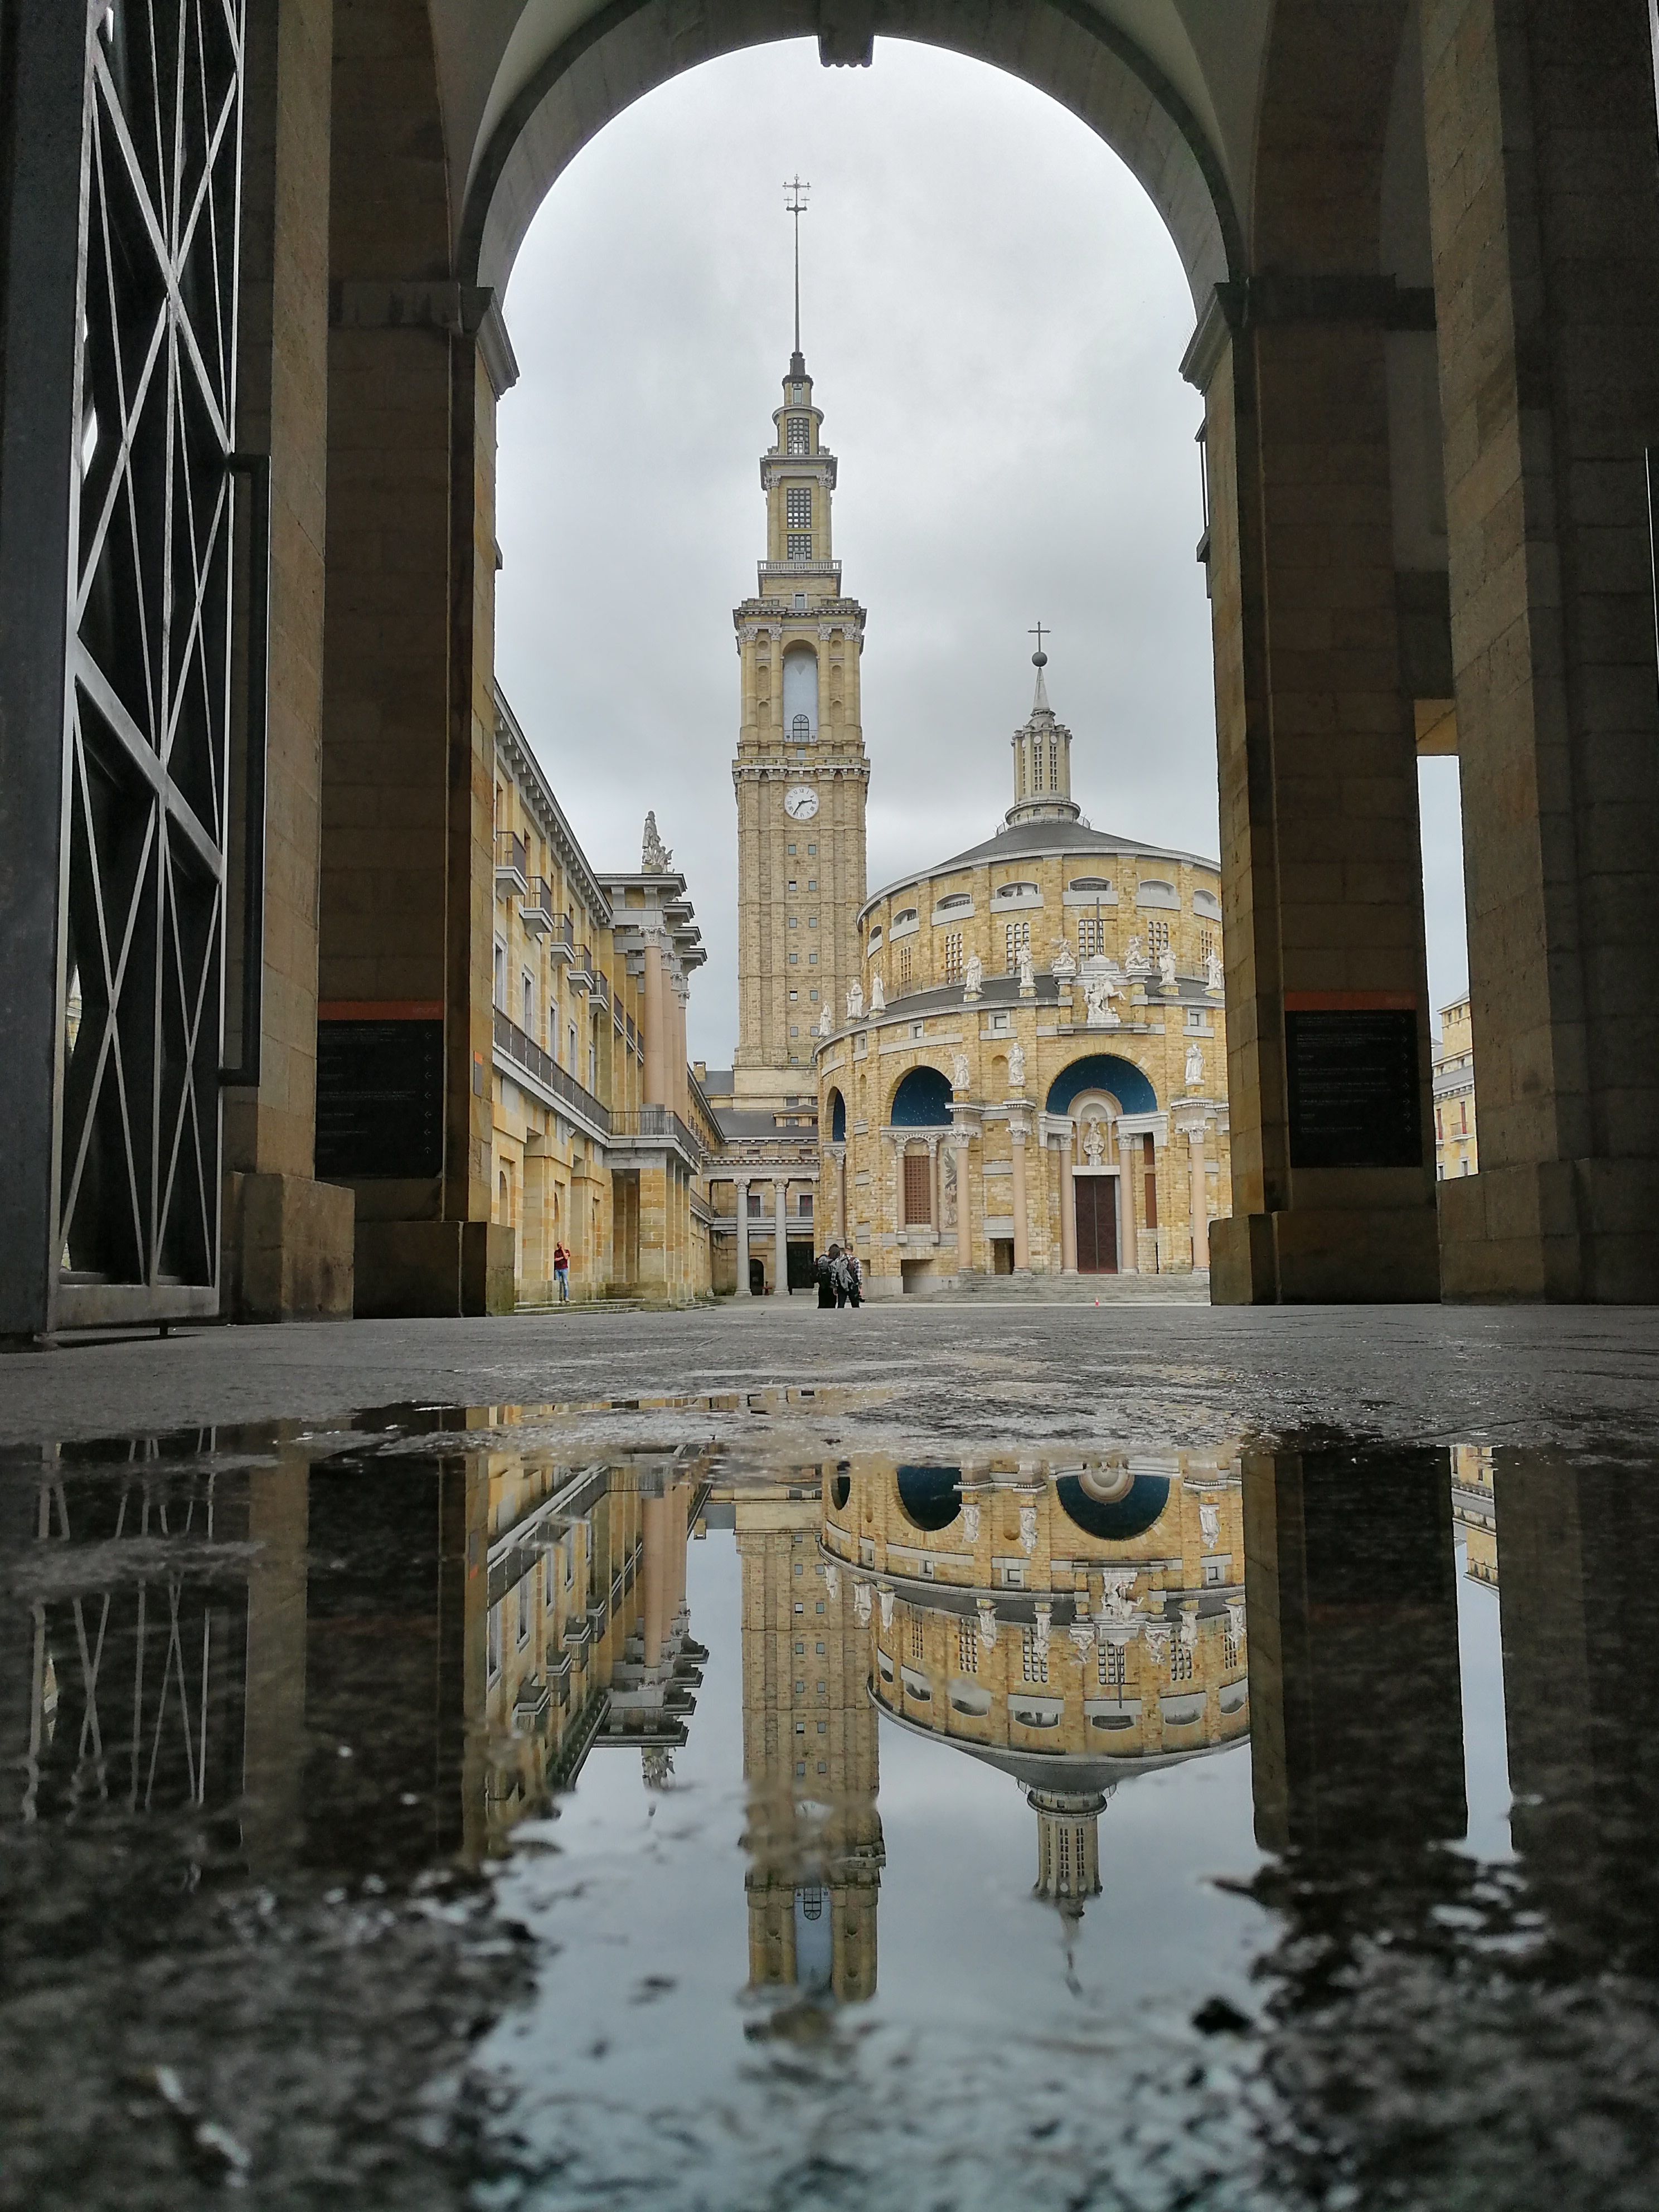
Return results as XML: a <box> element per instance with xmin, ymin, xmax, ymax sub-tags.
<box><xmin>3</xmin><ymin>1299</ymin><xmax>1658</xmax><ymax>1451</ymax></box>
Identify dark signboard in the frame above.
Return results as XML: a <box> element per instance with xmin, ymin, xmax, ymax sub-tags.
<box><xmin>1286</xmin><ymin>1007</ymin><xmax>1420</xmax><ymax>1170</ymax></box>
<box><xmin>316</xmin><ymin>1020</ymin><xmax>444</xmax><ymax>1179</ymax></box>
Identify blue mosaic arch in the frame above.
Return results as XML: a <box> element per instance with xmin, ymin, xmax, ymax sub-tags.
<box><xmin>890</xmin><ymin>1066</ymin><xmax>954</xmax><ymax>1127</ymax></box>
<box><xmin>1045</xmin><ymin>1054</ymin><xmax>1157</xmax><ymax>1117</ymax></box>
<box><xmin>826</xmin><ymin>1086</ymin><xmax>847</xmax><ymax>1143</ymax></box>
<box><xmin>896</xmin><ymin>1466</ymin><xmax>963</xmax><ymax>1533</ymax></box>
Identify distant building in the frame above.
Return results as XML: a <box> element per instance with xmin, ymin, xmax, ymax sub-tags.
<box><xmin>1434</xmin><ymin>996</ymin><xmax>1478</xmax><ymax>1180</ymax></box>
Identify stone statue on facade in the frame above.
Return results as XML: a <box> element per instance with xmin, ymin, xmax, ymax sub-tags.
<box><xmin>1082</xmin><ymin>1116</ymin><xmax>1108</xmax><ymax>1166</ymax></box>
<box><xmin>846</xmin><ymin>981</ymin><xmax>864</xmax><ymax>1022</ymax></box>
<box><xmin>1158</xmin><ymin>946</ymin><xmax>1178</xmax><ymax>992</ymax></box>
<box><xmin>1019</xmin><ymin>1502</ymin><xmax>1038</xmax><ymax>1555</ymax></box>
<box><xmin>1124</xmin><ymin>932</ymin><xmax>1149</xmax><ymax>974</ymax></box>
<box><xmin>961</xmin><ymin>1498</ymin><xmax>980</xmax><ymax>1544</ymax></box>
<box><xmin>1033</xmin><ymin>1599</ymin><xmax>1052</xmax><ymax>1659</ymax></box>
<box><xmin>1051</xmin><ymin>938</ymin><xmax>1076</xmax><ymax>978</ymax></box>
<box><xmin>877</xmin><ymin>1582</ymin><xmax>895</xmax><ymax>1630</ymax></box>
<box><xmin>1018</xmin><ymin>945</ymin><xmax>1035</xmax><ymax>993</ymax></box>
<box><xmin>1082</xmin><ymin>965</ymin><xmax>1119</xmax><ymax>1027</ymax></box>
<box><xmin>1143</xmin><ymin>1619</ymin><xmax>1171</xmax><ymax>1666</ymax></box>
<box><xmin>1199</xmin><ymin>1500</ymin><xmax>1221</xmax><ymax>1549</ymax></box>
<box><xmin>817</xmin><ymin>1004</ymin><xmax>833</xmax><ymax>1039</ymax></box>
<box><xmin>1206</xmin><ymin>946</ymin><xmax>1224</xmax><ymax>996</ymax></box>
<box><xmin>870</xmin><ymin>972</ymin><xmax>886</xmax><ymax>1012</ymax></box>
<box><xmin>1100</xmin><ymin>1569</ymin><xmax>1140</xmax><ymax>1625</ymax></box>
<box><xmin>852</xmin><ymin>1577</ymin><xmax>872</xmax><ymax>1625</ymax></box>
<box><xmin>976</xmin><ymin>1596</ymin><xmax>999</xmax><ymax>1651</ymax></box>
<box><xmin>823</xmin><ymin>1561</ymin><xmax>841</xmax><ymax>1599</ymax></box>
<box><xmin>952</xmin><ymin>1052</ymin><xmax>971</xmax><ymax>1093</ymax></box>
<box><xmin>641</xmin><ymin>811</ymin><xmax>673</xmax><ymax>872</ymax></box>
<box><xmin>1008</xmin><ymin>1041</ymin><xmax>1026</xmax><ymax>1092</ymax></box>
<box><xmin>1185</xmin><ymin>1041</ymin><xmax>1205</xmax><ymax>1090</ymax></box>
<box><xmin>963</xmin><ymin>951</ymin><xmax>983</xmax><ymax>1000</ymax></box>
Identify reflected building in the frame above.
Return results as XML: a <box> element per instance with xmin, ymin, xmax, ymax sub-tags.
<box><xmin>733</xmin><ymin>1475</ymin><xmax>882</xmax><ymax>2002</ymax></box>
<box><xmin>823</xmin><ymin>1449</ymin><xmax>1249</xmax><ymax>1918</ymax></box>
<box><xmin>3</xmin><ymin>1422</ymin><xmax>707</xmax><ymax>1873</ymax></box>
<box><xmin>1451</xmin><ymin>1443</ymin><xmax>1497</xmax><ymax>1586</ymax></box>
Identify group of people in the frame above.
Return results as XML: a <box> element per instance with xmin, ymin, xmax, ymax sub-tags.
<box><xmin>814</xmin><ymin>1244</ymin><xmax>863</xmax><ymax>1308</ymax></box>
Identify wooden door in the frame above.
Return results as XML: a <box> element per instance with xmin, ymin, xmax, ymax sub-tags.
<box><xmin>1075</xmin><ymin>1176</ymin><xmax>1118</xmax><ymax>1273</ymax></box>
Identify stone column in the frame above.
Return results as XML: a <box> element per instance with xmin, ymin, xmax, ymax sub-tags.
<box><xmin>1059</xmin><ymin>1129</ymin><xmax>1078</xmax><ymax>1275</ymax></box>
<box><xmin>928</xmin><ymin>1136</ymin><xmax>942</xmax><ymax>1235</ymax></box>
<box><xmin>735</xmin><ymin>1177</ymin><xmax>752</xmax><ymax>1295</ymax></box>
<box><xmin>774</xmin><ymin>1178</ymin><xmax>789</xmax><ymax>1296</ymax></box>
<box><xmin>953</xmin><ymin>1130</ymin><xmax>974</xmax><ymax>1275</ymax></box>
<box><xmin>1189</xmin><ymin>1121</ymin><xmax>1209</xmax><ymax>1271</ymax></box>
<box><xmin>642</xmin><ymin>932</ymin><xmax>667</xmax><ymax>1109</ymax></box>
<box><xmin>1422</xmin><ymin>0</ymin><xmax>1659</xmax><ymax>1301</ymax></box>
<box><xmin>1117</xmin><ymin>1132</ymin><xmax>1139</xmax><ymax>1275</ymax></box>
<box><xmin>1010</xmin><ymin>1120</ymin><xmax>1031</xmax><ymax>1274</ymax></box>
<box><xmin>836</xmin><ymin>1148</ymin><xmax>848</xmax><ymax>1244</ymax></box>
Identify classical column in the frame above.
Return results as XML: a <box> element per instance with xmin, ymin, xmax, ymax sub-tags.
<box><xmin>1010</xmin><ymin>1120</ymin><xmax>1031</xmax><ymax>1274</ymax></box>
<box><xmin>735</xmin><ymin>1176</ymin><xmax>752</xmax><ymax>1295</ymax></box>
<box><xmin>952</xmin><ymin>1118</ymin><xmax>975</xmax><ymax>1275</ymax></box>
<box><xmin>1059</xmin><ymin>1129</ymin><xmax>1078</xmax><ymax>1275</ymax></box>
<box><xmin>1189</xmin><ymin>1121</ymin><xmax>1209</xmax><ymax>1270</ymax></box>
<box><xmin>642</xmin><ymin>930</ymin><xmax>667</xmax><ymax>1108</ymax></box>
<box><xmin>928</xmin><ymin>1135</ymin><xmax>942</xmax><ymax>1235</ymax></box>
<box><xmin>1117</xmin><ymin>1131</ymin><xmax>1139</xmax><ymax>1275</ymax></box>
<box><xmin>836</xmin><ymin>1148</ymin><xmax>848</xmax><ymax>1244</ymax></box>
<box><xmin>774</xmin><ymin>1177</ymin><xmax>789</xmax><ymax>1295</ymax></box>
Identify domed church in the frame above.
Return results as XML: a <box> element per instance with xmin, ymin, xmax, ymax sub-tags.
<box><xmin>813</xmin><ymin>653</ymin><xmax>1231</xmax><ymax>1293</ymax></box>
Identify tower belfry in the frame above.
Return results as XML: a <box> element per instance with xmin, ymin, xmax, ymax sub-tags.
<box><xmin>730</xmin><ymin>191</ymin><xmax>869</xmax><ymax>1109</ymax></box>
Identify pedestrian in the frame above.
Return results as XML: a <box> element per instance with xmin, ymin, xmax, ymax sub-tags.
<box><xmin>816</xmin><ymin>1244</ymin><xmax>839</xmax><ymax>1309</ymax></box>
<box><xmin>831</xmin><ymin>1247</ymin><xmax>856</xmax><ymax>1308</ymax></box>
<box><xmin>846</xmin><ymin>1250</ymin><xmax>862</xmax><ymax>1308</ymax></box>
<box><xmin>552</xmin><ymin>1240</ymin><xmax>570</xmax><ymax>1303</ymax></box>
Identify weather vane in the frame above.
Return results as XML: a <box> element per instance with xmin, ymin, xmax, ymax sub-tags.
<box><xmin>1030</xmin><ymin>620</ymin><xmax>1049</xmax><ymax>666</ymax></box>
<box><xmin>784</xmin><ymin>176</ymin><xmax>811</xmax><ymax>357</ymax></box>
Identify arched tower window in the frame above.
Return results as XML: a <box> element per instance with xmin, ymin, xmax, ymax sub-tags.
<box><xmin>782</xmin><ymin>646</ymin><xmax>818</xmax><ymax>741</ymax></box>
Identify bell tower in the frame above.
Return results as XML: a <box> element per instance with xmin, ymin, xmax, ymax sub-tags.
<box><xmin>731</xmin><ymin>186</ymin><xmax>869</xmax><ymax>1112</ymax></box>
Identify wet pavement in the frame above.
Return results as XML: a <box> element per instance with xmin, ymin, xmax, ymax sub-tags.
<box><xmin>4</xmin><ymin>1359</ymin><xmax>1659</xmax><ymax>2208</ymax></box>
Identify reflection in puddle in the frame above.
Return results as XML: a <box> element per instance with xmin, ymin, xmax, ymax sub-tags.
<box><xmin>3</xmin><ymin>1419</ymin><xmax>1659</xmax><ymax>2206</ymax></box>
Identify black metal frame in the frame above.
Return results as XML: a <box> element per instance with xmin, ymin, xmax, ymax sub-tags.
<box><xmin>0</xmin><ymin>0</ymin><xmax>249</xmax><ymax>1333</ymax></box>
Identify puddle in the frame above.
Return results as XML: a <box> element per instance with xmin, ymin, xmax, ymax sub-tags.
<box><xmin>2</xmin><ymin>1414</ymin><xmax>1657</xmax><ymax>2209</ymax></box>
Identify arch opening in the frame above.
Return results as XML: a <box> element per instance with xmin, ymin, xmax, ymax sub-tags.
<box><xmin>1047</xmin><ymin>1055</ymin><xmax>1157</xmax><ymax>1118</ymax></box>
<box><xmin>890</xmin><ymin>1066</ymin><xmax>953</xmax><ymax>1127</ymax></box>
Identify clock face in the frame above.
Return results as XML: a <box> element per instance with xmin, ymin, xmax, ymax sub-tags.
<box><xmin>784</xmin><ymin>784</ymin><xmax>819</xmax><ymax>821</ymax></box>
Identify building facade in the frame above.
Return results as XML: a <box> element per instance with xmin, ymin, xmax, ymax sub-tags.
<box><xmin>813</xmin><ymin>658</ymin><xmax>1232</xmax><ymax>1293</ymax></box>
<box><xmin>731</xmin><ymin>346</ymin><xmax>869</xmax><ymax>1115</ymax></box>
<box><xmin>1434</xmin><ymin>996</ymin><xmax>1478</xmax><ymax>1181</ymax></box>
<box><xmin>489</xmin><ymin>691</ymin><xmax>717</xmax><ymax>1304</ymax></box>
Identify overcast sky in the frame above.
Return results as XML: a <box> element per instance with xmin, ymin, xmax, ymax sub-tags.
<box><xmin>494</xmin><ymin>37</ymin><xmax>1469</xmax><ymax>1067</ymax></box>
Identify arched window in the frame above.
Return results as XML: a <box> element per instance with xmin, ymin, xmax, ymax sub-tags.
<box><xmin>782</xmin><ymin>646</ymin><xmax>817</xmax><ymax>740</ymax></box>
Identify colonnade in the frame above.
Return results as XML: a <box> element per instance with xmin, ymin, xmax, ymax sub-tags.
<box><xmin>716</xmin><ymin>1172</ymin><xmax>822</xmax><ymax>1295</ymax></box>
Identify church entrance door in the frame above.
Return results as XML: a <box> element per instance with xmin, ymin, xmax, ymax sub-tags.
<box><xmin>1075</xmin><ymin>1177</ymin><xmax>1118</xmax><ymax>1274</ymax></box>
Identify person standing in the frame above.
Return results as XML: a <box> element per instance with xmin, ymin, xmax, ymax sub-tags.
<box><xmin>552</xmin><ymin>1241</ymin><xmax>570</xmax><ymax>1303</ymax></box>
<box><xmin>846</xmin><ymin>1250</ymin><xmax>862</xmax><ymax>1308</ymax></box>
<box><xmin>816</xmin><ymin>1245</ymin><xmax>839</xmax><ymax>1309</ymax></box>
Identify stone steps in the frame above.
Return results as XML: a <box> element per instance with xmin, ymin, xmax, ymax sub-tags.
<box><xmin>929</xmin><ymin>1271</ymin><xmax>1209</xmax><ymax>1303</ymax></box>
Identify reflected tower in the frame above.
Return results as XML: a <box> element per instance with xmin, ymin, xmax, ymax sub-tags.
<box><xmin>735</xmin><ymin>1477</ymin><xmax>882</xmax><ymax>2001</ymax></box>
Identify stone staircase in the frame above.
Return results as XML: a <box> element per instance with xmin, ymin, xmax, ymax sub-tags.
<box><xmin>932</xmin><ymin>1270</ymin><xmax>1209</xmax><ymax>1303</ymax></box>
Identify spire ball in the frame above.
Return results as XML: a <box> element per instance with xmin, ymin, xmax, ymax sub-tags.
<box><xmin>1032</xmin><ymin>649</ymin><xmax>1047</xmax><ymax>668</ymax></box>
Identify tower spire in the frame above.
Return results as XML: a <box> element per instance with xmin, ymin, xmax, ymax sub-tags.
<box><xmin>784</xmin><ymin>176</ymin><xmax>811</xmax><ymax>371</ymax></box>
<box><xmin>1006</xmin><ymin>630</ymin><xmax>1081</xmax><ymax>827</ymax></box>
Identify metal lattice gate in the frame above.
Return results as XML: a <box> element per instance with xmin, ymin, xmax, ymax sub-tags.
<box><xmin>0</xmin><ymin>1</ymin><xmax>256</xmax><ymax>1335</ymax></box>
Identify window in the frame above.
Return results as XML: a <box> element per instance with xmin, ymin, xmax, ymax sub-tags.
<box><xmin>1172</xmin><ymin>1636</ymin><xmax>1195</xmax><ymax>1684</ymax></box>
<box><xmin>789</xmin><ymin>916</ymin><xmax>799</xmax><ymax>929</ymax></box>
<box><xmin>943</xmin><ymin>932</ymin><xmax>963</xmax><ymax>981</ymax></box>
<box><xmin>793</xmin><ymin>592</ymin><xmax>806</xmax><ymax>610</ymax></box>
<box><xmin>1070</xmin><ymin>877</ymin><xmax>1113</xmax><ymax>894</ymax></box>
<box><xmin>792</xmin><ymin>714</ymin><xmax>811</xmax><ymax>742</ymax></box>
<box><xmin>748</xmin><ymin>1189</ymin><xmax>763</xmax><ymax>1217</ymax></box>
<box><xmin>1005</xmin><ymin>919</ymin><xmax>1031</xmax><ymax>971</ymax></box>
<box><xmin>1078</xmin><ymin>915</ymin><xmax>1104</xmax><ymax>958</ymax></box>
<box><xmin>909</xmin><ymin>1612</ymin><xmax>924</xmax><ymax>1662</ymax></box>
<box><xmin>1020</xmin><ymin>1627</ymin><xmax>1048</xmax><ymax>1684</ymax></box>
<box><xmin>898</xmin><ymin>946</ymin><xmax>912</xmax><ymax>986</ymax></box>
<box><xmin>958</xmin><ymin>1618</ymin><xmax>978</xmax><ymax>1673</ymax></box>
<box><xmin>799</xmin><ymin>1194</ymin><xmax>813</xmax><ymax>1220</ymax></box>
<box><xmin>788</xmin><ymin>533</ymin><xmax>813</xmax><ymax>559</ymax></box>
<box><xmin>1199</xmin><ymin>927</ymin><xmax>1216</xmax><ymax>966</ymax></box>
<box><xmin>788</xmin><ymin>843</ymin><xmax>797</xmax><ymax>856</ymax></box>
<box><xmin>786</xmin><ymin>485</ymin><xmax>812</xmax><ymax>530</ymax></box>
<box><xmin>487</xmin><ymin>1604</ymin><xmax>502</xmax><ymax>1682</ymax></box>
<box><xmin>903</xmin><ymin>1152</ymin><xmax>932</xmax><ymax>1225</ymax></box>
<box><xmin>1187</xmin><ymin>1009</ymin><xmax>1206</xmax><ymax>1030</ymax></box>
<box><xmin>807</xmin><ymin>879</ymin><xmax>817</xmax><ymax>891</ymax></box>
<box><xmin>789</xmin><ymin>988</ymin><xmax>799</xmax><ymax>1000</ymax></box>
<box><xmin>790</xmin><ymin>1025</ymin><xmax>799</xmax><ymax>1038</ymax></box>
<box><xmin>569</xmin><ymin>1022</ymin><xmax>577</xmax><ymax>1068</ymax></box>
<box><xmin>1049</xmin><ymin>736</ymin><xmax>1059</xmax><ymax>789</ymax></box>
<box><xmin>1147</xmin><ymin>918</ymin><xmax>1171</xmax><ymax>956</ymax></box>
<box><xmin>786</xmin><ymin>415</ymin><xmax>809</xmax><ymax>453</ymax></box>
<box><xmin>1224</xmin><ymin>1623</ymin><xmax>1239</xmax><ymax>1670</ymax></box>
<box><xmin>517</xmin><ymin>1572</ymin><xmax>532</xmax><ymax>1647</ymax></box>
<box><xmin>790</xmin><ymin>952</ymin><xmax>799</xmax><ymax>964</ymax></box>
<box><xmin>936</xmin><ymin>892</ymin><xmax>971</xmax><ymax>913</ymax></box>
<box><xmin>808</xmin><ymin>915</ymin><xmax>818</xmax><ymax>928</ymax></box>
<box><xmin>807</xmin><ymin>844</ymin><xmax>817</xmax><ymax>856</ymax></box>
<box><xmin>809</xmin><ymin>989</ymin><xmax>818</xmax><ymax>1002</ymax></box>
<box><xmin>788</xmin><ymin>880</ymin><xmax>798</xmax><ymax>894</ymax></box>
<box><xmin>493</xmin><ymin>941</ymin><xmax>505</xmax><ymax>1007</ymax></box>
<box><xmin>1098</xmin><ymin>1639</ymin><xmax>1126</xmax><ymax>1689</ymax></box>
<box><xmin>522</xmin><ymin>973</ymin><xmax>533</xmax><ymax>1034</ymax></box>
<box><xmin>996</xmin><ymin>881</ymin><xmax>1039</xmax><ymax>901</ymax></box>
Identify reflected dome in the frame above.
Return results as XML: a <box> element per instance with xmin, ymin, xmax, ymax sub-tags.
<box><xmin>896</xmin><ymin>1464</ymin><xmax>962</xmax><ymax>1532</ymax></box>
<box><xmin>1056</xmin><ymin>1469</ymin><xmax>1170</xmax><ymax>1541</ymax></box>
